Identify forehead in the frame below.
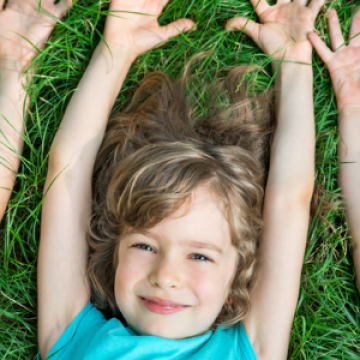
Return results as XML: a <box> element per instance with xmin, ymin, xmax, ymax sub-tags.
<box><xmin>137</xmin><ymin>186</ymin><xmax>232</xmax><ymax>250</ymax></box>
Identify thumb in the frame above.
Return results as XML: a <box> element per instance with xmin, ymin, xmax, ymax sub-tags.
<box><xmin>161</xmin><ymin>19</ymin><xmax>197</xmax><ymax>41</ymax></box>
<box><xmin>226</xmin><ymin>17</ymin><xmax>260</xmax><ymax>45</ymax></box>
<box><xmin>307</xmin><ymin>32</ymin><xmax>333</xmax><ymax>65</ymax></box>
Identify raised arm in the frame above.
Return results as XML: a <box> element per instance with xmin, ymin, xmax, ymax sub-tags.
<box><xmin>308</xmin><ymin>9</ymin><xmax>360</xmax><ymax>286</ymax></box>
<box><xmin>0</xmin><ymin>0</ymin><xmax>72</xmax><ymax>221</ymax></box>
<box><xmin>227</xmin><ymin>0</ymin><xmax>324</xmax><ymax>358</ymax></box>
<box><xmin>37</xmin><ymin>1</ymin><xmax>196</xmax><ymax>358</ymax></box>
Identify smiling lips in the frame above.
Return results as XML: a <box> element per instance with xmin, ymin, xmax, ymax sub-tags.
<box><xmin>139</xmin><ymin>296</ymin><xmax>190</xmax><ymax>315</ymax></box>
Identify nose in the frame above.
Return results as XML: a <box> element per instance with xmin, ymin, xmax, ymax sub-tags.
<box><xmin>148</xmin><ymin>255</ymin><xmax>182</xmax><ymax>289</ymax></box>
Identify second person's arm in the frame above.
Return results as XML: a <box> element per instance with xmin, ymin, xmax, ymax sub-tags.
<box><xmin>309</xmin><ymin>8</ymin><xmax>360</xmax><ymax>286</ymax></box>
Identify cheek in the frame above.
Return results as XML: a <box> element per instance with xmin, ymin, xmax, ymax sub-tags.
<box><xmin>114</xmin><ymin>253</ymin><xmax>148</xmax><ymax>300</ymax></box>
<box><xmin>188</xmin><ymin>266</ymin><xmax>228</xmax><ymax>309</ymax></box>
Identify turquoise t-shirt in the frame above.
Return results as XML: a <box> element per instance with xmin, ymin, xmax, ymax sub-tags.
<box><xmin>37</xmin><ymin>302</ymin><xmax>257</xmax><ymax>360</ymax></box>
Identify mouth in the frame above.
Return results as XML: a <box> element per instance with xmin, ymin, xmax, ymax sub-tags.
<box><xmin>140</xmin><ymin>296</ymin><xmax>188</xmax><ymax>307</ymax></box>
<box><xmin>138</xmin><ymin>296</ymin><xmax>190</xmax><ymax>315</ymax></box>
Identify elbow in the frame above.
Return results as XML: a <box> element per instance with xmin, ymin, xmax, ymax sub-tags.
<box><xmin>293</xmin><ymin>183</ymin><xmax>315</xmax><ymax>205</ymax></box>
<box><xmin>267</xmin><ymin>179</ymin><xmax>315</xmax><ymax>206</ymax></box>
<box><xmin>47</xmin><ymin>154</ymin><xmax>68</xmax><ymax>172</ymax></box>
<box><xmin>265</xmin><ymin>183</ymin><xmax>315</xmax><ymax>212</ymax></box>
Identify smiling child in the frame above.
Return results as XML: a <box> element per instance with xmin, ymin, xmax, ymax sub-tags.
<box><xmin>37</xmin><ymin>0</ymin><xmax>325</xmax><ymax>359</ymax></box>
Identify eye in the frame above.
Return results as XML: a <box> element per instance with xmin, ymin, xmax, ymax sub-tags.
<box><xmin>132</xmin><ymin>243</ymin><xmax>156</xmax><ymax>253</ymax></box>
<box><xmin>191</xmin><ymin>254</ymin><xmax>212</xmax><ymax>262</ymax></box>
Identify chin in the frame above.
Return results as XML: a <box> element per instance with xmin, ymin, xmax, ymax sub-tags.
<box><xmin>140</xmin><ymin>323</ymin><xmax>183</xmax><ymax>338</ymax></box>
<box><xmin>134</xmin><ymin>320</ymin><xmax>209</xmax><ymax>340</ymax></box>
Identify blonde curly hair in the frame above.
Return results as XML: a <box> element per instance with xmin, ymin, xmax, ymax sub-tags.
<box><xmin>87</xmin><ymin>55</ymin><xmax>275</xmax><ymax>329</ymax></box>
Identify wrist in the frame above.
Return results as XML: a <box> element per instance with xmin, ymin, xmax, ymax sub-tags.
<box><xmin>338</xmin><ymin>105</ymin><xmax>360</xmax><ymax>121</ymax></box>
<box><xmin>271</xmin><ymin>42</ymin><xmax>312</xmax><ymax>73</ymax></box>
<box><xmin>0</xmin><ymin>55</ymin><xmax>34</xmax><ymax>76</ymax></box>
<box><xmin>0</xmin><ymin>71</ymin><xmax>27</xmax><ymax>104</ymax></box>
<box><xmin>0</xmin><ymin>69</ymin><xmax>25</xmax><ymax>85</ymax></box>
<box><xmin>94</xmin><ymin>41</ymin><xmax>137</xmax><ymax>68</ymax></box>
<box><xmin>274</xmin><ymin>62</ymin><xmax>313</xmax><ymax>87</ymax></box>
<box><xmin>272</xmin><ymin>56</ymin><xmax>312</xmax><ymax>73</ymax></box>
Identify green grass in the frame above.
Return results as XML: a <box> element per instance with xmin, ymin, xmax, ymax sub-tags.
<box><xmin>1</xmin><ymin>0</ymin><xmax>360</xmax><ymax>359</ymax></box>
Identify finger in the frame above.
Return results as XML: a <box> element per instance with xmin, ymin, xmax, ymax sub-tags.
<box><xmin>276</xmin><ymin>0</ymin><xmax>291</xmax><ymax>5</ymax></box>
<box><xmin>329</xmin><ymin>9</ymin><xmax>346</xmax><ymax>51</ymax></box>
<box><xmin>307</xmin><ymin>31</ymin><xmax>333</xmax><ymax>64</ymax></box>
<box><xmin>161</xmin><ymin>19</ymin><xmax>197</xmax><ymax>41</ymax></box>
<box><xmin>226</xmin><ymin>17</ymin><xmax>260</xmax><ymax>46</ymax></box>
<box><xmin>55</xmin><ymin>0</ymin><xmax>74</xmax><ymax>18</ymax></box>
<box><xmin>24</xmin><ymin>0</ymin><xmax>54</xmax><ymax>13</ymax></box>
<box><xmin>349</xmin><ymin>7</ymin><xmax>360</xmax><ymax>47</ymax></box>
<box><xmin>6</xmin><ymin>0</ymin><xmax>35</xmax><ymax>9</ymax></box>
<box><xmin>308</xmin><ymin>0</ymin><xmax>325</xmax><ymax>17</ymax></box>
<box><xmin>158</xmin><ymin>0</ymin><xmax>171</xmax><ymax>12</ymax></box>
<box><xmin>0</xmin><ymin>0</ymin><xmax>4</xmax><ymax>10</ymax></box>
<box><xmin>293</xmin><ymin>0</ymin><xmax>308</xmax><ymax>6</ymax></box>
<box><xmin>249</xmin><ymin>0</ymin><xmax>270</xmax><ymax>17</ymax></box>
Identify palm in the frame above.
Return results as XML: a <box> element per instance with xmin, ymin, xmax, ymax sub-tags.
<box><xmin>105</xmin><ymin>0</ymin><xmax>163</xmax><ymax>55</ymax></box>
<box><xmin>309</xmin><ymin>9</ymin><xmax>360</xmax><ymax>108</ymax></box>
<box><xmin>257</xmin><ymin>4</ymin><xmax>315</xmax><ymax>60</ymax></box>
<box><xmin>103</xmin><ymin>0</ymin><xmax>195</xmax><ymax>57</ymax></box>
<box><xmin>326</xmin><ymin>48</ymin><xmax>360</xmax><ymax>107</ymax></box>
<box><xmin>227</xmin><ymin>0</ymin><xmax>324</xmax><ymax>63</ymax></box>
<box><xmin>0</xmin><ymin>0</ymin><xmax>71</xmax><ymax>72</ymax></box>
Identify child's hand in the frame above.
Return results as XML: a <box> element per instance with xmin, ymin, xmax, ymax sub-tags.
<box><xmin>0</xmin><ymin>0</ymin><xmax>73</xmax><ymax>74</ymax></box>
<box><xmin>102</xmin><ymin>0</ymin><xmax>196</xmax><ymax>58</ymax></box>
<box><xmin>308</xmin><ymin>9</ymin><xmax>360</xmax><ymax>109</ymax></box>
<box><xmin>226</xmin><ymin>0</ymin><xmax>324</xmax><ymax>66</ymax></box>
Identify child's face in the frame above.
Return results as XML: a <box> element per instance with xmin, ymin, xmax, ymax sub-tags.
<box><xmin>114</xmin><ymin>186</ymin><xmax>238</xmax><ymax>338</ymax></box>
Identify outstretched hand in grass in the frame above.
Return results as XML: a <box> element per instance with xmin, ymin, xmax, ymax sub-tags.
<box><xmin>0</xmin><ymin>0</ymin><xmax>73</xmax><ymax>74</ymax></box>
<box><xmin>308</xmin><ymin>8</ymin><xmax>360</xmax><ymax>288</ymax></box>
<box><xmin>0</xmin><ymin>0</ymin><xmax>73</xmax><ymax>221</ymax></box>
<box><xmin>102</xmin><ymin>0</ymin><xmax>196</xmax><ymax>59</ymax></box>
<box><xmin>308</xmin><ymin>9</ymin><xmax>360</xmax><ymax>109</ymax></box>
<box><xmin>226</xmin><ymin>0</ymin><xmax>325</xmax><ymax>69</ymax></box>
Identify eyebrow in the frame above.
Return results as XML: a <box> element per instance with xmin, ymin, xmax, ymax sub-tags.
<box><xmin>127</xmin><ymin>229</ymin><xmax>224</xmax><ymax>255</ymax></box>
<box><xmin>182</xmin><ymin>240</ymin><xmax>224</xmax><ymax>255</ymax></box>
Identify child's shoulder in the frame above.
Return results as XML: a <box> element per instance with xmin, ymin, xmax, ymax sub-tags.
<box><xmin>216</xmin><ymin>323</ymin><xmax>257</xmax><ymax>360</ymax></box>
<box><xmin>37</xmin><ymin>302</ymin><xmax>110</xmax><ymax>360</ymax></box>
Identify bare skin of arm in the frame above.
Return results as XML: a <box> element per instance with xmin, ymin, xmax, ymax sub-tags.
<box><xmin>309</xmin><ymin>9</ymin><xmax>360</xmax><ymax>286</ymax></box>
<box><xmin>0</xmin><ymin>73</ymin><xmax>27</xmax><ymax>220</ymax></box>
<box><xmin>37</xmin><ymin>1</ymin><xmax>196</xmax><ymax>358</ymax></box>
<box><xmin>227</xmin><ymin>0</ymin><xmax>324</xmax><ymax>358</ymax></box>
<box><xmin>0</xmin><ymin>0</ymin><xmax>72</xmax><ymax>221</ymax></box>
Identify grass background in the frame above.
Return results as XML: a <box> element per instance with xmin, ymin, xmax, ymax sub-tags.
<box><xmin>1</xmin><ymin>0</ymin><xmax>360</xmax><ymax>358</ymax></box>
